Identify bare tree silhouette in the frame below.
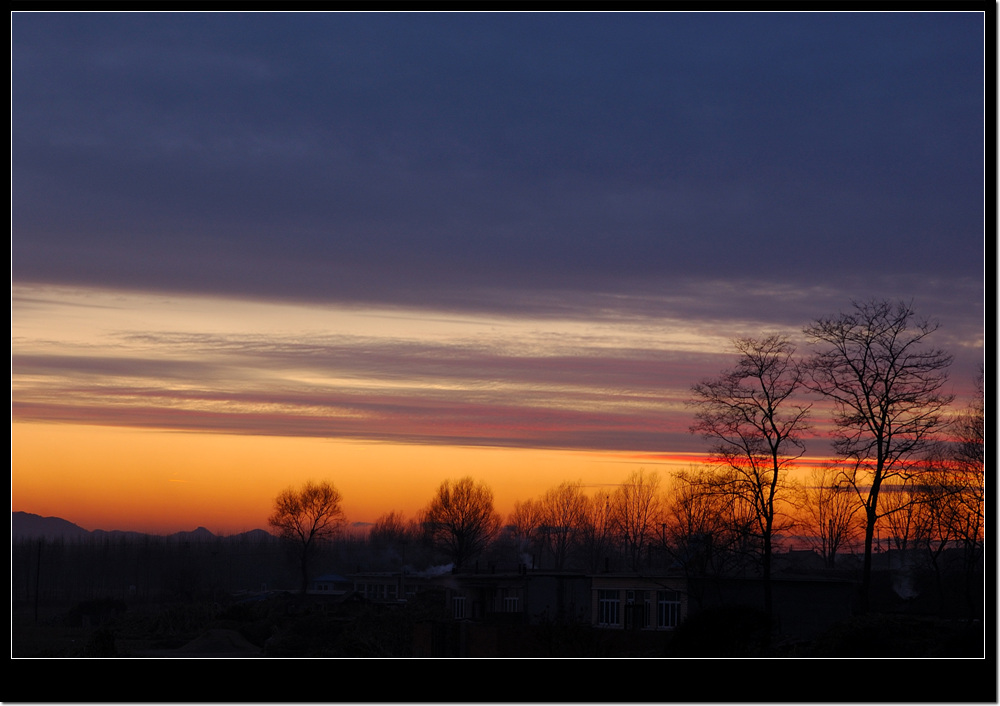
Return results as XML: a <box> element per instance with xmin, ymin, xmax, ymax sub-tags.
<box><xmin>797</xmin><ymin>466</ymin><xmax>861</xmax><ymax>569</ymax></box>
<box><xmin>949</xmin><ymin>368</ymin><xmax>985</xmax><ymax>617</ymax></box>
<box><xmin>268</xmin><ymin>480</ymin><xmax>346</xmax><ymax>594</ymax></box>
<box><xmin>609</xmin><ymin>469</ymin><xmax>664</xmax><ymax>571</ymax></box>
<box><xmin>689</xmin><ymin>335</ymin><xmax>810</xmax><ymax>617</ymax></box>
<box><xmin>804</xmin><ymin>299</ymin><xmax>953</xmax><ymax>613</ymax></box>
<box><xmin>507</xmin><ymin>498</ymin><xmax>543</xmax><ymax>569</ymax></box>
<box><xmin>538</xmin><ymin>481</ymin><xmax>589</xmax><ymax>570</ymax></box>
<box><xmin>664</xmin><ymin>467</ymin><xmax>760</xmax><ymax>579</ymax></box>
<box><xmin>370</xmin><ymin>510</ymin><xmax>412</xmax><ymax>546</ymax></box>
<box><xmin>422</xmin><ymin>476</ymin><xmax>501</xmax><ymax>571</ymax></box>
<box><xmin>579</xmin><ymin>490</ymin><xmax>616</xmax><ymax>573</ymax></box>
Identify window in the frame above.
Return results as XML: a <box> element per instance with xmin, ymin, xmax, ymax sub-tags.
<box><xmin>657</xmin><ymin>590</ymin><xmax>681</xmax><ymax>629</ymax></box>
<box><xmin>453</xmin><ymin>596</ymin><xmax>467</xmax><ymax>620</ymax></box>
<box><xmin>598</xmin><ymin>589</ymin><xmax>620</xmax><ymax>626</ymax></box>
<box><xmin>496</xmin><ymin>587</ymin><xmax>521</xmax><ymax>613</ymax></box>
<box><xmin>624</xmin><ymin>589</ymin><xmax>649</xmax><ymax>630</ymax></box>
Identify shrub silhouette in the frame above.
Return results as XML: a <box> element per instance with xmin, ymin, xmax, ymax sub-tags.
<box><xmin>807</xmin><ymin>614</ymin><xmax>982</xmax><ymax>657</ymax></box>
<box><xmin>80</xmin><ymin>627</ymin><xmax>119</xmax><ymax>657</ymax></box>
<box><xmin>665</xmin><ymin>605</ymin><xmax>772</xmax><ymax>657</ymax></box>
<box><xmin>263</xmin><ymin>614</ymin><xmax>349</xmax><ymax>657</ymax></box>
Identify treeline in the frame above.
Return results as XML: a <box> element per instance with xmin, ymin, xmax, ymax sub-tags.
<box><xmin>12</xmin><ymin>457</ymin><xmax>982</xmax><ymax>620</ymax></box>
<box><xmin>362</xmin><ymin>457</ymin><xmax>981</xmax><ymax>617</ymax></box>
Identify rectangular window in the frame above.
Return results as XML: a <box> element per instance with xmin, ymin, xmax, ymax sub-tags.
<box><xmin>598</xmin><ymin>589</ymin><xmax>620</xmax><ymax>626</ymax></box>
<box><xmin>453</xmin><ymin>596</ymin><xmax>467</xmax><ymax>620</ymax></box>
<box><xmin>657</xmin><ymin>590</ymin><xmax>681</xmax><ymax>629</ymax></box>
<box><xmin>502</xmin><ymin>588</ymin><xmax>521</xmax><ymax>612</ymax></box>
<box><xmin>624</xmin><ymin>589</ymin><xmax>647</xmax><ymax>630</ymax></box>
<box><xmin>492</xmin><ymin>588</ymin><xmax>521</xmax><ymax>613</ymax></box>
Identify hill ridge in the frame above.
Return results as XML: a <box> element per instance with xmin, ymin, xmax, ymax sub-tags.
<box><xmin>12</xmin><ymin>511</ymin><xmax>272</xmax><ymax>541</ymax></box>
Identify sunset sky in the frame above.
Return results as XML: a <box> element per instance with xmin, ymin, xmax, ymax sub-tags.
<box><xmin>11</xmin><ymin>12</ymin><xmax>985</xmax><ymax>535</ymax></box>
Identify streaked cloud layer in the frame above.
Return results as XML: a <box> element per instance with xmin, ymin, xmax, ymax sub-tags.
<box><xmin>13</xmin><ymin>286</ymin><xmax>749</xmax><ymax>451</ymax></box>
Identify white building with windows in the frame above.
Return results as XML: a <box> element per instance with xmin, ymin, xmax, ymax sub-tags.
<box><xmin>591</xmin><ymin>575</ymin><xmax>688</xmax><ymax>631</ymax></box>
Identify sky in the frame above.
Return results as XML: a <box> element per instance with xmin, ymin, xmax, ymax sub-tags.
<box><xmin>11</xmin><ymin>11</ymin><xmax>985</xmax><ymax>535</ymax></box>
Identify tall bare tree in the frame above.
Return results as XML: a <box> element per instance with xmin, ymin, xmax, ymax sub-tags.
<box><xmin>609</xmin><ymin>469</ymin><xmax>663</xmax><ymax>571</ymax></box>
<box><xmin>909</xmin><ymin>465</ymin><xmax>962</xmax><ymax>613</ymax></box>
<box><xmin>952</xmin><ymin>368</ymin><xmax>985</xmax><ymax>567</ymax></box>
<box><xmin>538</xmin><ymin>481</ymin><xmax>589</xmax><ymax>570</ymax></box>
<box><xmin>803</xmin><ymin>299</ymin><xmax>953</xmax><ymax>613</ymax></box>
<box><xmin>507</xmin><ymin>498</ymin><xmax>543</xmax><ymax>568</ymax></box>
<box><xmin>689</xmin><ymin>335</ymin><xmax>810</xmax><ymax>616</ymax></box>
<box><xmin>664</xmin><ymin>467</ymin><xmax>755</xmax><ymax>578</ymax></box>
<box><xmin>879</xmin><ymin>476</ymin><xmax>924</xmax><ymax>555</ymax></box>
<box><xmin>268</xmin><ymin>480</ymin><xmax>346</xmax><ymax>594</ymax></box>
<box><xmin>796</xmin><ymin>466</ymin><xmax>860</xmax><ymax>569</ymax></box>
<box><xmin>916</xmin><ymin>372</ymin><xmax>985</xmax><ymax>618</ymax></box>
<box><xmin>579</xmin><ymin>489</ymin><xmax>616</xmax><ymax>573</ymax></box>
<box><xmin>422</xmin><ymin>476</ymin><xmax>501</xmax><ymax>571</ymax></box>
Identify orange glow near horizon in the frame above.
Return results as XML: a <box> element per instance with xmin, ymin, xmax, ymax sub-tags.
<box><xmin>11</xmin><ymin>422</ymin><xmax>703</xmax><ymax>535</ymax></box>
<box><xmin>12</xmin><ymin>421</ymin><xmax>845</xmax><ymax>536</ymax></box>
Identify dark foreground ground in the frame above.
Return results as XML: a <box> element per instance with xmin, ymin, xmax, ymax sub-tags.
<box><xmin>11</xmin><ymin>595</ymin><xmax>985</xmax><ymax>659</ymax></box>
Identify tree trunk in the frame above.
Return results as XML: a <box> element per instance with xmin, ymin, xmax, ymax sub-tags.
<box><xmin>762</xmin><ymin>533</ymin><xmax>772</xmax><ymax>618</ymax></box>
<box><xmin>859</xmin><ymin>506</ymin><xmax>876</xmax><ymax>615</ymax></box>
<box><xmin>300</xmin><ymin>543</ymin><xmax>310</xmax><ymax>595</ymax></box>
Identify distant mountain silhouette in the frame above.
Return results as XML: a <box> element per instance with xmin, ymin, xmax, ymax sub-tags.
<box><xmin>231</xmin><ymin>528</ymin><xmax>275</xmax><ymax>542</ymax></box>
<box><xmin>12</xmin><ymin>511</ymin><xmax>273</xmax><ymax>542</ymax></box>
<box><xmin>12</xmin><ymin>511</ymin><xmax>90</xmax><ymax>540</ymax></box>
<box><xmin>169</xmin><ymin>526</ymin><xmax>218</xmax><ymax>542</ymax></box>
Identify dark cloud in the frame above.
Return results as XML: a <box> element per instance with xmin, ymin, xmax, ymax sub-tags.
<box><xmin>12</xmin><ymin>12</ymin><xmax>983</xmax><ymax>310</ymax></box>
